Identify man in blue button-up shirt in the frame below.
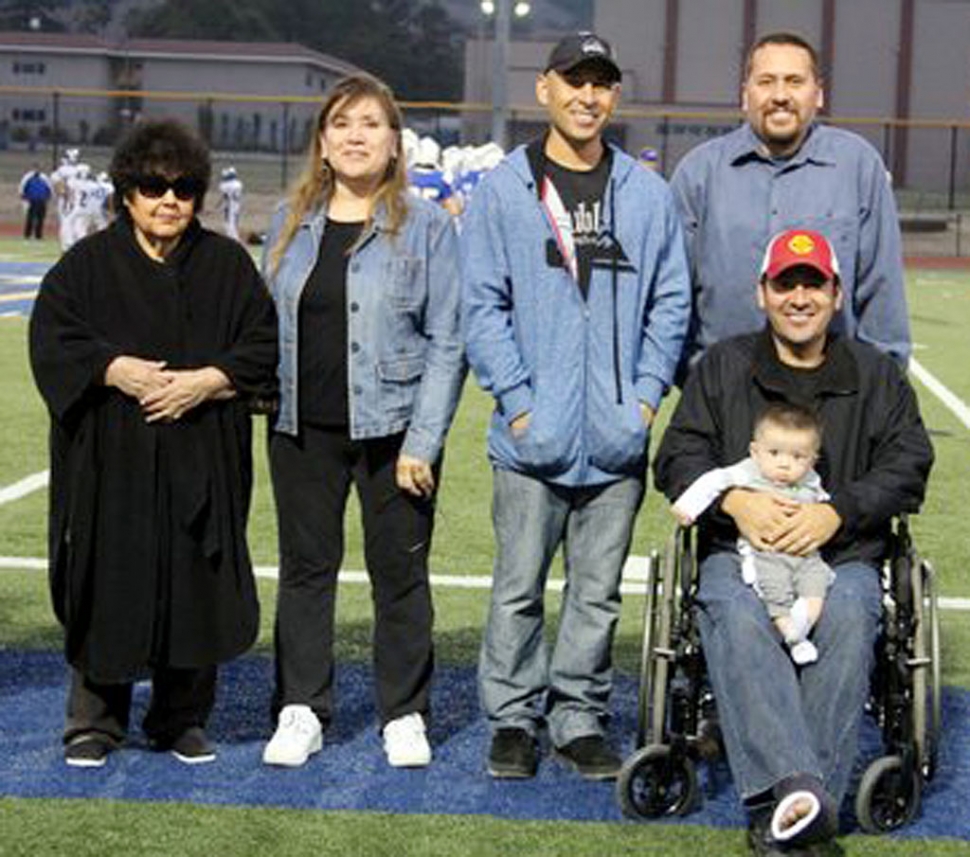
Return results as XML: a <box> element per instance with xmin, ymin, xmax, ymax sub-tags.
<box><xmin>670</xmin><ymin>31</ymin><xmax>911</xmax><ymax>372</ymax></box>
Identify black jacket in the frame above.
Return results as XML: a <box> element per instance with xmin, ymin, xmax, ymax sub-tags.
<box><xmin>653</xmin><ymin>329</ymin><xmax>934</xmax><ymax>567</ymax></box>
<box><xmin>30</xmin><ymin>215</ymin><xmax>278</xmax><ymax>682</ymax></box>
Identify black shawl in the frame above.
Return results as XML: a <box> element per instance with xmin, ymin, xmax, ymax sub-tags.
<box><xmin>29</xmin><ymin>215</ymin><xmax>278</xmax><ymax>682</ymax></box>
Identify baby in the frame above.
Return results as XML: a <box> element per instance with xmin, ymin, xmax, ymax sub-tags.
<box><xmin>672</xmin><ymin>402</ymin><xmax>833</xmax><ymax>665</ymax></box>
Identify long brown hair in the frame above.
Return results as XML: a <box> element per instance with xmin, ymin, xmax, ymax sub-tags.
<box><xmin>269</xmin><ymin>72</ymin><xmax>409</xmax><ymax>274</ymax></box>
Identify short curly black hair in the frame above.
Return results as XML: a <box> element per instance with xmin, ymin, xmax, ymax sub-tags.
<box><xmin>110</xmin><ymin>117</ymin><xmax>211</xmax><ymax>212</ymax></box>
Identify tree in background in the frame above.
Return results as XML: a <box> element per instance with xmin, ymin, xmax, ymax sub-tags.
<box><xmin>0</xmin><ymin>0</ymin><xmax>67</xmax><ymax>31</ymax></box>
<box><xmin>126</xmin><ymin>0</ymin><xmax>463</xmax><ymax>101</ymax></box>
<box><xmin>70</xmin><ymin>0</ymin><xmax>111</xmax><ymax>32</ymax></box>
<box><xmin>125</xmin><ymin>0</ymin><xmax>276</xmax><ymax>42</ymax></box>
<box><xmin>0</xmin><ymin>0</ymin><xmax>115</xmax><ymax>33</ymax></box>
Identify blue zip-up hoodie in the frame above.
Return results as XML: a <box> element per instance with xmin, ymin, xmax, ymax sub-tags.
<box><xmin>461</xmin><ymin>142</ymin><xmax>691</xmax><ymax>487</ymax></box>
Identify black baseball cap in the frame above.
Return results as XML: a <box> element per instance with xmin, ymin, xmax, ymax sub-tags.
<box><xmin>544</xmin><ymin>32</ymin><xmax>622</xmax><ymax>83</ymax></box>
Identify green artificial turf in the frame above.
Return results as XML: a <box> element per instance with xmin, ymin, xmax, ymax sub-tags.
<box><xmin>1</xmin><ymin>248</ymin><xmax>968</xmax><ymax>856</ymax></box>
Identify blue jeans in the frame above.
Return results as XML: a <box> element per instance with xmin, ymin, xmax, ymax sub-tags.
<box><xmin>695</xmin><ymin>552</ymin><xmax>882</xmax><ymax>805</ymax></box>
<box><xmin>479</xmin><ymin>468</ymin><xmax>643</xmax><ymax>748</ymax></box>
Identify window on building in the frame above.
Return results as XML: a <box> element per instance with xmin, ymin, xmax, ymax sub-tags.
<box><xmin>12</xmin><ymin>61</ymin><xmax>45</xmax><ymax>75</ymax></box>
<box><xmin>12</xmin><ymin>108</ymin><xmax>46</xmax><ymax>122</ymax></box>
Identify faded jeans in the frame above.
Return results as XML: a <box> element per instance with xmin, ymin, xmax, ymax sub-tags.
<box><xmin>695</xmin><ymin>552</ymin><xmax>882</xmax><ymax>805</ymax></box>
<box><xmin>479</xmin><ymin>468</ymin><xmax>643</xmax><ymax>748</ymax></box>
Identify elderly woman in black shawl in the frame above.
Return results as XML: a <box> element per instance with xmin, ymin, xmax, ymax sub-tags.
<box><xmin>29</xmin><ymin>119</ymin><xmax>278</xmax><ymax>767</ymax></box>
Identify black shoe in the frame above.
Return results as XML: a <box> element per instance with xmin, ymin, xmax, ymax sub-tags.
<box><xmin>64</xmin><ymin>732</ymin><xmax>115</xmax><ymax>768</ymax></box>
<box><xmin>488</xmin><ymin>727</ymin><xmax>538</xmax><ymax>778</ymax></box>
<box><xmin>167</xmin><ymin>727</ymin><xmax>216</xmax><ymax>765</ymax></box>
<box><xmin>747</xmin><ymin>819</ymin><xmax>792</xmax><ymax>856</ymax></box>
<box><xmin>554</xmin><ymin>734</ymin><xmax>622</xmax><ymax>781</ymax></box>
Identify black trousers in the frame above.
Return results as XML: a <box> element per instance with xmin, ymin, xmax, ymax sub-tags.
<box><xmin>24</xmin><ymin>200</ymin><xmax>46</xmax><ymax>239</ymax></box>
<box><xmin>269</xmin><ymin>426</ymin><xmax>436</xmax><ymax>728</ymax></box>
<box><xmin>64</xmin><ymin>665</ymin><xmax>217</xmax><ymax>746</ymax></box>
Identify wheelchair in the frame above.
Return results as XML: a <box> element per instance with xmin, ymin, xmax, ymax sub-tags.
<box><xmin>616</xmin><ymin>518</ymin><xmax>941</xmax><ymax>834</ymax></box>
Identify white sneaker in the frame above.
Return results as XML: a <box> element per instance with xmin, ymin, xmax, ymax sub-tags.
<box><xmin>262</xmin><ymin>704</ymin><xmax>322</xmax><ymax>767</ymax></box>
<box><xmin>382</xmin><ymin>712</ymin><xmax>432</xmax><ymax>768</ymax></box>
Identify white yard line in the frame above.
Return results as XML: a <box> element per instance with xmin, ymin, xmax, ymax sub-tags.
<box><xmin>2</xmin><ymin>554</ymin><xmax>969</xmax><ymax>609</ymax></box>
<box><xmin>1</xmin><ymin>361</ymin><xmax>965</xmax><ymax>602</ymax></box>
<box><xmin>0</xmin><ymin>557</ymin><xmax>46</xmax><ymax>570</ymax></box>
<box><xmin>0</xmin><ymin>470</ymin><xmax>48</xmax><ymax>506</ymax></box>
<box><xmin>910</xmin><ymin>356</ymin><xmax>970</xmax><ymax>430</ymax></box>
<box><xmin>249</xmin><ymin>557</ymin><xmax>653</xmax><ymax>596</ymax></box>
<box><xmin>0</xmin><ymin>290</ymin><xmax>40</xmax><ymax>304</ymax></box>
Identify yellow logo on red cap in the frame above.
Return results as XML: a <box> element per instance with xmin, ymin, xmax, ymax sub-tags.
<box><xmin>787</xmin><ymin>233</ymin><xmax>816</xmax><ymax>255</ymax></box>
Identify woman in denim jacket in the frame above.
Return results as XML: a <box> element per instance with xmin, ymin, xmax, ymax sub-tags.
<box><xmin>260</xmin><ymin>74</ymin><xmax>464</xmax><ymax>770</ymax></box>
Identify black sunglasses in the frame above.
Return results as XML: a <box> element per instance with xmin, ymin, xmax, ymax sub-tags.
<box><xmin>136</xmin><ymin>175</ymin><xmax>203</xmax><ymax>201</ymax></box>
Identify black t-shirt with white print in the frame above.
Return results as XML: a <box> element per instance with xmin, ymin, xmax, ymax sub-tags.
<box><xmin>544</xmin><ymin>148</ymin><xmax>612</xmax><ymax>300</ymax></box>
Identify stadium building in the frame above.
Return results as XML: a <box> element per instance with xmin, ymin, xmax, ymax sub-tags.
<box><xmin>0</xmin><ymin>31</ymin><xmax>359</xmax><ymax>151</ymax></box>
<box><xmin>463</xmin><ymin>0</ymin><xmax>970</xmax><ymax>192</ymax></box>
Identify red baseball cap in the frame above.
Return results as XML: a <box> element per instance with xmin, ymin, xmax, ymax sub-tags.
<box><xmin>760</xmin><ymin>229</ymin><xmax>841</xmax><ymax>281</ymax></box>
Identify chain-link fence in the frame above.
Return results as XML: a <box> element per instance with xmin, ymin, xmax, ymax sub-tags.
<box><xmin>4</xmin><ymin>85</ymin><xmax>970</xmax><ymax>254</ymax></box>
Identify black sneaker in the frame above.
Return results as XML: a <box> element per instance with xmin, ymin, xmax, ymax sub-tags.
<box><xmin>168</xmin><ymin>727</ymin><xmax>216</xmax><ymax>765</ymax></box>
<box><xmin>487</xmin><ymin>727</ymin><xmax>538</xmax><ymax>778</ymax></box>
<box><xmin>747</xmin><ymin>812</ymin><xmax>787</xmax><ymax>856</ymax></box>
<box><xmin>64</xmin><ymin>733</ymin><xmax>115</xmax><ymax>768</ymax></box>
<box><xmin>554</xmin><ymin>735</ymin><xmax>621</xmax><ymax>781</ymax></box>
<box><xmin>747</xmin><ymin>828</ymin><xmax>822</xmax><ymax>856</ymax></box>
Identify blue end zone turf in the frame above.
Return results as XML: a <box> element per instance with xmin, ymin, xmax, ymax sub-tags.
<box><xmin>1</xmin><ymin>649</ymin><xmax>967</xmax><ymax>839</ymax></box>
<box><xmin>0</xmin><ymin>261</ymin><xmax>47</xmax><ymax>316</ymax></box>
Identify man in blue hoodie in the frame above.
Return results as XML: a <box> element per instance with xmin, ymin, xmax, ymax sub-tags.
<box><xmin>461</xmin><ymin>32</ymin><xmax>691</xmax><ymax>781</ymax></box>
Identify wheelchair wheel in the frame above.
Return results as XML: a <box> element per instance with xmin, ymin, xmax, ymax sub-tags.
<box><xmin>912</xmin><ymin>557</ymin><xmax>942</xmax><ymax>781</ymax></box>
<box><xmin>855</xmin><ymin>754</ymin><xmax>921</xmax><ymax>833</ymax></box>
<box><xmin>616</xmin><ymin>743</ymin><xmax>698</xmax><ymax>819</ymax></box>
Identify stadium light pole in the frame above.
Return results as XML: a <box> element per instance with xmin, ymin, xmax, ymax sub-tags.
<box><xmin>489</xmin><ymin>0</ymin><xmax>510</xmax><ymax>150</ymax></box>
<box><xmin>482</xmin><ymin>1</ymin><xmax>530</xmax><ymax>150</ymax></box>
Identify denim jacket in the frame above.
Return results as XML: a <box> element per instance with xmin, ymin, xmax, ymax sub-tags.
<box><xmin>263</xmin><ymin>195</ymin><xmax>465</xmax><ymax>463</ymax></box>
<box><xmin>461</xmin><ymin>143</ymin><xmax>691</xmax><ymax>487</ymax></box>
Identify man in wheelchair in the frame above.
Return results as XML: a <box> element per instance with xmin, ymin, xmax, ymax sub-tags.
<box><xmin>653</xmin><ymin>228</ymin><xmax>934</xmax><ymax>855</ymax></box>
